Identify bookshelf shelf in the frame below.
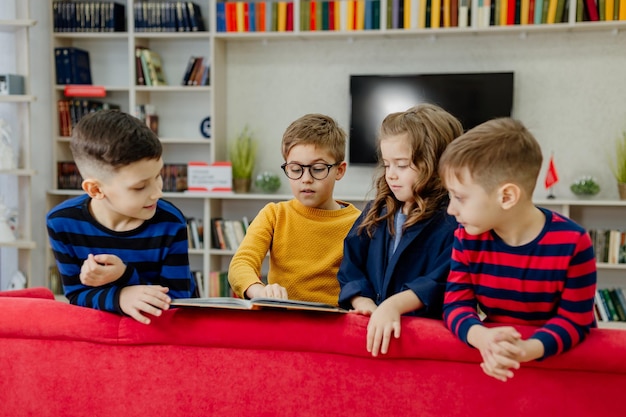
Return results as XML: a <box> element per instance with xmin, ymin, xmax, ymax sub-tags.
<box><xmin>0</xmin><ymin>240</ymin><xmax>37</xmax><ymax>250</ymax></box>
<box><xmin>0</xmin><ymin>19</ymin><xmax>36</xmax><ymax>32</ymax></box>
<box><xmin>134</xmin><ymin>86</ymin><xmax>211</xmax><ymax>93</ymax></box>
<box><xmin>134</xmin><ymin>32</ymin><xmax>212</xmax><ymax>40</ymax></box>
<box><xmin>0</xmin><ymin>95</ymin><xmax>36</xmax><ymax>103</ymax></box>
<box><xmin>0</xmin><ymin>169</ymin><xmax>36</xmax><ymax>177</ymax></box>
<box><xmin>52</xmin><ymin>32</ymin><xmax>129</xmax><ymax>39</ymax></box>
<box><xmin>159</xmin><ymin>137</ymin><xmax>212</xmax><ymax>144</ymax></box>
<box><xmin>597</xmin><ymin>263</ymin><xmax>626</xmax><ymax>270</ymax></box>
<box><xmin>54</xmin><ymin>86</ymin><xmax>130</xmax><ymax>92</ymax></box>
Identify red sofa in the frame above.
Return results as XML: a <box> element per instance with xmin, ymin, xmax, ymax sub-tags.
<box><xmin>1</xmin><ymin>287</ymin><xmax>625</xmax><ymax>417</ymax></box>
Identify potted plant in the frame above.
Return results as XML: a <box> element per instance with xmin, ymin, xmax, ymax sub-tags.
<box><xmin>229</xmin><ymin>125</ymin><xmax>258</xmax><ymax>193</ymax></box>
<box><xmin>570</xmin><ymin>176</ymin><xmax>600</xmax><ymax>198</ymax></box>
<box><xmin>610</xmin><ymin>131</ymin><xmax>626</xmax><ymax>200</ymax></box>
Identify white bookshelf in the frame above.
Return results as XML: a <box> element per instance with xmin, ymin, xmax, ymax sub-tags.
<box><xmin>0</xmin><ymin>2</ymin><xmax>36</xmax><ymax>289</ymax></box>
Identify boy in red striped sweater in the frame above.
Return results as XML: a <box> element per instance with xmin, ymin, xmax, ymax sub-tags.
<box><xmin>439</xmin><ymin>118</ymin><xmax>597</xmax><ymax>382</ymax></box>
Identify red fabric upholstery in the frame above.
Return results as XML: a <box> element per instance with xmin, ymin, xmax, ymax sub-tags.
<box><xmin>1</xmin><ymin>288</ymin><xmax>625</xmax><ymax>417</ymax></box>
<box><xmin>0</xmin><ymin>286</ymin><xmax>55</xmax><ymax>299</ymax></box>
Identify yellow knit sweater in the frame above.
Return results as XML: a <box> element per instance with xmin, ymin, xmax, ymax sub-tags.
<box><xmin>228</xmin><ymin>199</ymin><xmax>361</xmax><ymax>305</ymax></box>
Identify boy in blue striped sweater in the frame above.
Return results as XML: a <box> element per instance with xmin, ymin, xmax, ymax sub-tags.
<box><xmin>439</xmin><ymin>118</ymin><xmax>597</xmax><ymax>382</ymax></box>
<box><xmin>47</xmin><ymin>110</ymin><xmax>196</xmax><ymax>324</ymax></box>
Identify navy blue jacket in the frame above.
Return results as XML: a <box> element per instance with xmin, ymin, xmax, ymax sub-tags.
<box><xmin>337</xmin><ymin>204</ymin><xmax>457</xmax><ymax>318</ymax></box>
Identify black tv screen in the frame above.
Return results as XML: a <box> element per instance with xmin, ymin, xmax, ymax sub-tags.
<box><xmin>349</xmin><ymin>72</ymin><xmax>514</xmax><ymax>165</ymax></box>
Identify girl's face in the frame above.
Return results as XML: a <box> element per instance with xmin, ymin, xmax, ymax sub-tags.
<box><xmin>380</xmin><ymin>133</ymin><xmax>420</xmax><ymax>214</ymax></box>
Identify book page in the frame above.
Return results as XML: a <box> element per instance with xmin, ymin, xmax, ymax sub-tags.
<box><xmin>171</xmin><ymin>297</ymin><xmax>251</xmax><ymax>309</ymax></box>
<box><xmin>171</xmin><ymin>297</ymin><xmax>346</xmax><ymax>313</ymax></box>
<box><xmin>249</xmin><ymin>297</ymin><xmax>347</xmax><ymax>312</ymax></box>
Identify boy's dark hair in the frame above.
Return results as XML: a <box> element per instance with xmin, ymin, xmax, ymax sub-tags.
<box><xmin>439</xmin><ymin>117</ymin><xmax>542</xmax><ymax>195</ymax></box>
<box><xmin>281</xmin><ymin>114</ymin><xmax>346</xmax><ymax>162</ymax></box>
<box><xmin>70</xmin><ymin>110</ymin><xmax>162</xmax><ymax>176</ymax></box>
<box><xmin>359</xmin><ymin>103</ymin><xmax>463</xmax><ymax>237</ymax></box>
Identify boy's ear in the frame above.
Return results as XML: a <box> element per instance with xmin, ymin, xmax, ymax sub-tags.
<box><xmin>498</xmin><ymin>182</ymin><xmax>520</xmax><ymax>210</ymax></box>
<box><xmin>82</xmin><ymin>178</ymin><xmax>104</xmax><ymax>199</ymax></box>
<box><xmin>334</xmin><ymin>161</ymin><xmax>348</xmax><ymax>180</ymax></box>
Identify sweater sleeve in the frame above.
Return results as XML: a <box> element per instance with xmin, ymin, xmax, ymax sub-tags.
<box><xmin>337</xmin><ymin>212</ymin><xmax>377</xmax><ymax>309</ymax></box>
<box><xmin>228</xmin><ymin>204</ymin><xmax>275</xmax><ymax>298</ymax></box>
<box><xmin>530</xmin><ymin>231</ymin><xmax>597</xmax><ymax>359</ymax></box>
<box><xmin>156</xmin><ymin>219</ymin><xmax>196</xmax><ymax>300</ymax></box>
<box><xmin>442</xmin><ymin>229</ymin><xmax>483</xmax><ymax>345</ymax></box>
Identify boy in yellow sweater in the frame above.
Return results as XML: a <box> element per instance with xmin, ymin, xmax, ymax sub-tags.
<box><xmin>228</xmin><ymin>114</ymin><xmax>361</xmax><ymax>305</ymax></box>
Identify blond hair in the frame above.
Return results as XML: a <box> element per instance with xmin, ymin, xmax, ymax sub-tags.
<box><xmin>281</xmin><ymin>114</ymin><xmax>346</xmax><ymax>162</ymax></box>
<box><xmin>439</xmin><ymin>117</ymin><xmax>542</xmax><ymax>194</ymax></box>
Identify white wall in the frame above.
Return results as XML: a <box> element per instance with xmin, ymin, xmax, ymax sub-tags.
<box><xmin>225</xmin><ymin>31</ymin><xmax>626</xmax><ymax>201</ymax></box>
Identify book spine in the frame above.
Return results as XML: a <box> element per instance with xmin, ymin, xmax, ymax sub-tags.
<box><xmin>594</xmin><ymin>290</ymin><xmax>609</xmax><ymax>322</ymax></box>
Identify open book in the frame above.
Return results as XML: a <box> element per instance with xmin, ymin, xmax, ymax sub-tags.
<box><xmin>171</xmin><ymin>297</ymin><xmax>347</xmax><ymax>313</ymax></box>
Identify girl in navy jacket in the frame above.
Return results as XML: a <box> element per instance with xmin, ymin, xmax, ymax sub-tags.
<box><xmin>337</xmin><ymin>103</ymin><xmax>462</xmax><ymax>356</ymax></box>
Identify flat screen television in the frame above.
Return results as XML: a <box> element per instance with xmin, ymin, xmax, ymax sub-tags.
<box><xmin>349</xmin><ymin>72</ymin><xmax>514</xmax><ymax>165</ymax></box>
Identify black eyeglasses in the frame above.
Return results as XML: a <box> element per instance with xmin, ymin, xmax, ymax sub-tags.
<box><xmin>280</xmin><ymin>162</ymin><xmax>340</xmax><ymax>180</ymax></box>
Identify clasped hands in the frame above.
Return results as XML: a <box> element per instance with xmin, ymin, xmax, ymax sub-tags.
<box><xmin>469</xmin><ymin>325</ymin><xmax>543</xmax><ymax>382</ymax></box>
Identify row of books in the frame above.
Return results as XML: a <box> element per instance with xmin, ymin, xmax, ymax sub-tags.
<box><xmin>54</xmin><ymin>47</ymin><xmax>92</xmax><ymax>85</ymax></box>
<box><xmin>591</xmin><ymin>0</ymin><xmax>626</xmax><ymax>21</ymax></box>
<box><xmin>589</xmin><ymin>229</ymin><xmax>626</xmax><ymax>264</ymax></box>
<box><xmin>134</xmin><ymin>104</ymin><xmax>160</xmax><ymax>135</ymax></box>
<box><xmin>216</xmin><ymin>0</ymin><xmax>624</xmax><ymax>32</ymax></box>
<box><xmin>595</xmin><ymin>288</ymin><xmax>626</xmax><ymax>322</ymax></box>
<box><xmin>208</xmin><ymin>270</ymin><xmax>236</xmax><ymax>297</ymax></box>
<box><xmin>187</xmin><ymin>218</ymin><xmax>204</xmax><ymax>249</ymax></box>
<box><xmin>135</xmin><ymin>46</ymin><xmax>168</xmax><ymax>86</ymax></box>
<box><xmin>216</xmin><ymin>1</ymin><xmax>295</xmax><ymax>31</ymax></box>
<box><xmin>57</xmin><ymin>99</ymin><xmax>121</xmax><ymax>137</ymax></box>
<box><xmin>211</xmin><ymin>217</ymin><xmax>250</xmax><ymax>251</ymax></box>
<box><xmin>52</xmin><ymin>1</ymin><xmax>126</xmax><ymax>32</ymax></box>
<box><xmin>50</xmin><ymin>0</ymin><xmax>626</xmax><ymax>35</ymax></box>
<box><xmin>57</xmin><ymin>162</ymin><xmax>83</xmax><ymax>190</ymax></box>
<box><xmin>134</xmin><ymin>1</ymin><xmax>206</xmax><ymax>31</ymax></box>
<box><xmin>163</xmin><ymin>164</ymin><xmax>189</xmax><ymax>192</ymax></box>
<box><xmin>56</xmin><ymin>161</ymin><xmax>189</xmax><ymax>191</ymax></box>
<box><xmin>470</xmin><ymin>0</ymin><xmax>625</xmax><ymax>26</ymax></box>
<box><xmin>181</xmin><ymin>57</ymin><xmax>211</xmax><ymax>86</ymax></box>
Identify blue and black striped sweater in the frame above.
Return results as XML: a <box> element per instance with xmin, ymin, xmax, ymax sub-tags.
<box><xmin>47</xmin><ymin>194</ymin><xmax>196</xmax><ymax>314</ymax></box>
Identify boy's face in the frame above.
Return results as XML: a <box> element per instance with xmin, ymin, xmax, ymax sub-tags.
<box><xmin>380</xmin><ymin>134</ymin><xmax>420</xmax><ymax>215</ymax></box>
<box><xmin>284</xmin><ymin>144</ymin><xmax>345</xmax><ymax>210</ymax></box>
<box><xmin>94</xmin><ymin>157</ymin><xmax>164</xmax><ymax>227</ymax></box>
<box><xmin>444</xmin><ymin>168</ymin><xmax>501</xmax><ymax>236</ymax></box>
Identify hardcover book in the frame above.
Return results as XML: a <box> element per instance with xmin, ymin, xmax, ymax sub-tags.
<box><xmin>172</xmin><ymin>296</ymin><xmax>348</xmax><ymax>313</ymax></box>
<box><xmin>54</xmin><ymin>47</ymin><xmax>92</xmax><ymax>85</ymax></box>
<box><xmin>140</xmin><ymin>48</ymin><xmax>168</xmax><ymax>86</ymax></box>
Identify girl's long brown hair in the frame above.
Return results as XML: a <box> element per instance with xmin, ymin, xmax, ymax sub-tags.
<box><xmin>358</xmin><ymin>103</ymin><xmax>463</xmax><ymax>238</ymax></box>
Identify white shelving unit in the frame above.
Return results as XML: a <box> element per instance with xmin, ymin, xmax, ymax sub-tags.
<box><xmin>0</xmin><ymin>1</ymin><xmax>36</xmax><ymax>289</ymax></box>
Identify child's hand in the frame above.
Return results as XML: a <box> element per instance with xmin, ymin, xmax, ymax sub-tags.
<box><xmin>119</xmin><ymin>285</ymin><xmax>171</xmax><ymax>325</ymax></box>
<box><xmin>366</xmin><ymin>302</ymin><xmax>401</xmax><ymax>357</ymax></box>
<box><xmin>80</xmin><ymin>254</ymin><xmax>126</xmax><ymax>287</ymax></box>
<box><xmin>259</xmin><ymin>283</ymin><xmax>288</xmax><ymax>299</ymax></box>
<box><xmin>349</xmin><ymin>296</ymin><xmax>377</xmax><ymax>316</ymax></box>
<box><xmin>247</xmin><ymin>282</ymin><xmax>288</xmax><ymax>299</ymax></box>
<box><xmin>468</xmin><ymin>325</ymin><xmax>523</xmax><ymax>382</ymax></box>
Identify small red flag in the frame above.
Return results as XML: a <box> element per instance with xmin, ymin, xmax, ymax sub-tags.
<box><xmin>544</xmin><ymin>155</ymin><xmax>559</xmax><ymax>189</ymax></box>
